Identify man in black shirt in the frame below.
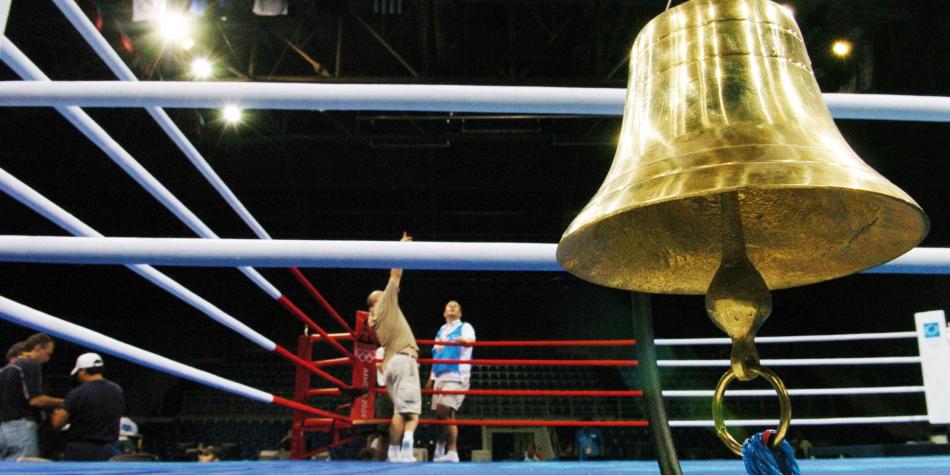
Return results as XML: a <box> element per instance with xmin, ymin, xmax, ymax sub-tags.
<box><xmin>51</xmin><ymin>353</ymin><xmax>125</xmax><ymax>461</ymax></box>
<box><xmin>0</xmin><ymin>333</ymin><xmax>63</xmax><ymax>460</ymax></box>
<box><xmin>5</xmin><ymin>342</ymin><xmax>24</xmax><ymax>364</ymax></box>
<box><xmin>0</xmin><ymin>341</ymin><xmax>19</xmax><ymax>458</ymax></box>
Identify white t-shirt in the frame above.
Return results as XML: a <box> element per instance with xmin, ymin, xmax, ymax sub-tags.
<box><xmin>430</xmin><ymin>320</ymin><xmax>476</xmax><ymax>383</ymax></box>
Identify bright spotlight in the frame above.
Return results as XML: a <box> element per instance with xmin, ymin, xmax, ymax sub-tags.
<box><xmin>831</xmin><ymin>40</ymin><xmax>853</xmax><ymax>58</ymax></box>
<box><xmin>158</xmin><ymin>12</ymin><xmax>189</xmax><ymax>42</ymax></box>
<box><xmin>222</xmin><ymin>105</ymin><xmax>243</xmax><ymax>124</ymax></box>
<box><xmin>180</xmin><ymin>37</ymin><xmax>195</xmax><ymax>50</ymax></box>
<box><xmin>191</xmin><ymin>58</ymin><xmax>213</xmax><ymax>79</ymax></box>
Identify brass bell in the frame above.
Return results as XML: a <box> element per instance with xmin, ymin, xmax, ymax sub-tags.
<box><xmin>557</xmin><ymin>0</ymin><xmax>928</xmax><ymax>295</ymax></box>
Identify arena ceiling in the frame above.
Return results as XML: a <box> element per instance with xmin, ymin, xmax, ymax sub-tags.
<box><xmin>0</xmin><ymin>0</ymin><xmax>948</xmax><ymax>360</ymax></box>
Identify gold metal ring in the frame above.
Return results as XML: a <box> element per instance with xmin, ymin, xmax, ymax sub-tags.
<box><xmin>711</xmin><ymin>365</ymin><xmax>791</xmax><ymax>456</ymax></box>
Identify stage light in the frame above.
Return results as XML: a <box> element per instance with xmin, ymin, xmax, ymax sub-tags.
<box><xmin>191</xmin><ymin>58</ymin><xmax>213</xmax><ymax>79</ymax></box>
<box><xmin>832</xmin><ymin>40</ymin><xmax>853</xmax><ymax>58</ymax></box>
<box><xmin>222</xmin><ymin>105</ymin><xmax>243</xmax><ymax>124</ymax></box>
<box><xmin>158</xmin><ymin>12</ymin><xmax>189</xmax><ymax>42</ymax></box>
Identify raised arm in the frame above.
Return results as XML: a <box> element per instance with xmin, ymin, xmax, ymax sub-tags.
<box><xmin>389</xmin><ymin>231</ymin><xmax>412</xmax><ymax>284</ymax></box>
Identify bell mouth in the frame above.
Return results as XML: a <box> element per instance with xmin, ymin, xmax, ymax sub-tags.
<box><xmin>556</xmin><ymin>186</ymin><xmax>928</xmax><ymax>294</ymax></box>
<box><xmin>556</xmin><ymin>0</ymin><xmax>929</xmax><ymax>293</ymax></box>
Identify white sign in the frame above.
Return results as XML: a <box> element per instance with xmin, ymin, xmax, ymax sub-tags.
<box><xmin>915</xmin><ymin>310</ymin><xmax>950</xmax><ymax>424</ymax></box>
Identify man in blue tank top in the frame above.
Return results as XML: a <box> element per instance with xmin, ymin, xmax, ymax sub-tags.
<box><xmin>427</xmin><ymin>300</ymin><xmax>475</xmax><ymax>463</ymax></box>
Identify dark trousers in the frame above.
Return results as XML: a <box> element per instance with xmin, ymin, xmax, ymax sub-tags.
<box><xmin>63</xmin><ymin>440</ymin><xmax>120</xmax><ymax>461</ymax></box>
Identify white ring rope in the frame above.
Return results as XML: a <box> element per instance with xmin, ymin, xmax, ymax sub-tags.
<box><xmin>0</xmin><ymin>294</ymin><xmax>273</xmax><ymax>403</ymax></box>
<box><xmin>663</xmin><ymin>386</ymin><xmax>925</xmax><ymax>397</ymax></box>
<box><xmin>2</xmin><ymin>272</ymin><xmax>925</xmax><ymax>427</ymax></box>
<box><xmin>657</xmin><ymin>331</ymin><xmax>917</xmax><ymax>345</ymax></box>
<box><xmin>658</xmin><ymin>357</ymin><xmax>921</xmax><ymax>367</ymax></box>
<box><xmin>0</xmin><ymin>37</ymin><xmax>284</xmax><ymax>300</ymax></box>
<box><xmin>52</xmin><ymin>0</ymin><xmax>273</xmax><ymax>243</ymax></box>
<box><xmin>0</xmin><ymin>235</ymin><xmax>946</xmax><ymax>275</ymax></box>
<box><xmin>662</xmin><ymin>330</ymin><xmax>929</xmax><ymax>427</ymax></box>
<box><xmin>0</xmin><ymin>235</ymin><xmax>560</xmax><ymax>271</ymax></box>
<box><xmin>1</xmin><ymin>80</ymin><xmax>948</xmax><ymax>123</ymax></box>
<box><xmin>0</xmin><ymin>2</ymin><xmax>9</xmax><ymax>41</ymax></box>
<box><xmin>669</xmin><ymin>416</ymin><xmax>930</xmax><ymax>427</ymax></box>
<box><xmin>0</xmin><ymin>169</ymin><xmax>277</xmax><ymax>351</ymax></box>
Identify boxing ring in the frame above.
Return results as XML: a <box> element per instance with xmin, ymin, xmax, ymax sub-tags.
<box><xmin>2</xmin><ymin>294</ymin><xmax>950</xmax><ymax>474</ymax></box>
<box><xmin>2</xmin><ymin>0</ymin><xmax>950</xmax><ymax>472</ymax></box>
<box><xmin>1</xmin><ymin>458</ymin><xmax>949</xmax><ymax>474</ymax></box>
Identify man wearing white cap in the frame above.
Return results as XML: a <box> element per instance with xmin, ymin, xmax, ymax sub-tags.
<box><xmin>51</xmin><ymin>353</ymin><xmax>125</xmax><ymax>461</ymax></box>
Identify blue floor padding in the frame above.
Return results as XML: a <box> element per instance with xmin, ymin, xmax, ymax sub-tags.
<box><xmin>4</xmin><ymin>457</ymin><xmax>950</xmax><ymax>474</ymax></box>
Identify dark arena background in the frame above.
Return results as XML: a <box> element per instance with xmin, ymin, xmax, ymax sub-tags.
<box><xmin>1</xmin><ymin>0</ymin><xmax>949</xmax><ymax>473</ymax></box>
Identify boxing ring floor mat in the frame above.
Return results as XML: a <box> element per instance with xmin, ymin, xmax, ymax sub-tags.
<box><xmin>4</xmin><ymin>457</ymin><xmax>950</xmax><ymax>474</ymax></box>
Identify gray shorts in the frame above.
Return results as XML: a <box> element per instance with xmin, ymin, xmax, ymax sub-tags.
<box><xmin>431</xmin><ymin>380</ymin><xmax>469</xmax><ymax>411</ymax></box>
<box><xmin>385</xmin><ymin>354</ymin><xmax>422</xmax><ymax>415</ymax></box>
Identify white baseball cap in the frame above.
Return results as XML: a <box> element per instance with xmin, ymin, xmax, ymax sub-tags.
<box><xmin>71</xmin><ymin>352</ymin><xmax>104</xmax><ymax>375</ymax></box>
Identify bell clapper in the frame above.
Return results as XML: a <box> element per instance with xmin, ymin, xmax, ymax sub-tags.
<box><xmin>706</xmin><ymin>191</ymin><xmax>791</xmax><ymax>452</ymax></box>
<box><xmin>706</xmin><ymin>191</ymin><xmax>773</xmax><ymax>379</ymax></box>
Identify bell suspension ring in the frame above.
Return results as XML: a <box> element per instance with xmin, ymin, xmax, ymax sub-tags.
<box><xmin>712</xmin><ymin>365</ymin><xmax>791</xmax><ymax>456</ymax></box>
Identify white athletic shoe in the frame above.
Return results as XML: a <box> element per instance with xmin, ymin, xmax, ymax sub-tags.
<box><xmin>434</xmin><ymin>451</ymin><xmax>460</xmax><ymax>463</ymax></box>
<box><xmin>399</xmin><ymin>453</ymin><xmax>417</xmax><ymax>463</ymax></box>
<box><xmin>387</xmin><ymin>446</ymin><xmax>402</xmax><ymax>462</ymax></box>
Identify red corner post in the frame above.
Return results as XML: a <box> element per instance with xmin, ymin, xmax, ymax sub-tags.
<box><xmin>292</xmin><ymin>311</ymin><xmax>377</xmax><ymax>460</ymax></box>
<box><xmin>350</xmin><ymin>310</ymin><xmax>377</xmax><ymax>420</ymax></box>
<box><xmin>291</xmin><ymin>334</ymin><xmax>312</xmax><ymax>460</ymax></box>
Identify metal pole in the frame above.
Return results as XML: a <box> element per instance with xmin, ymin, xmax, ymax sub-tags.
<box><xmin>632</xmin><ymin>292</ymin><xmax>682</xmax><ymax>475</ymax></box>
